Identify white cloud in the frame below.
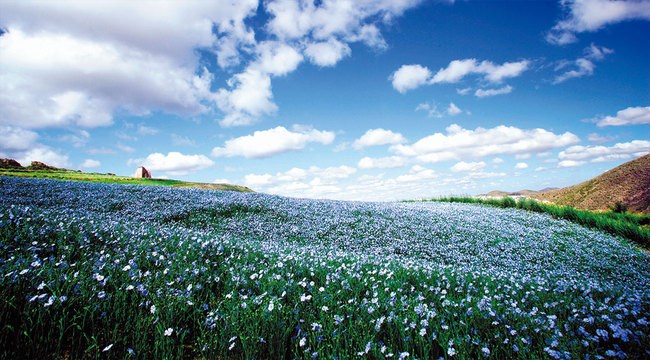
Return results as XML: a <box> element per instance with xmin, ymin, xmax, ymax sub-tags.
<box><xmin>215</xmin><ymin>69</ymin><xmax>277</xmax><ymax>127</ymax></box>
<box><xmin>415</xmin><ymin>102</ymin><xmax>443</xmax><ymax>118</ymax></box>
<box><xmin>558</xmin><ymin>160</ymin><xmax>586</xmax><ymax>168</ymax></box>
<box><xmin>390</xmin><ymin>64</ymin><xmax>432</xmax><ymax>93</ymax></box>
<box><xmin>456</xmin><ymin>87</ymin><xmax>471</xmax><ymax>95</ymax></box>
<box><xmin>253</xmin><ymin>41</ymin><xmax>304</xmax><ymax>76</ymax></box>
<box><xmin>309</xmin><ymin>165</ymin><xmax>357</xmax><ymax>180</ymax></box>
<box><xmin>447</xmin><ymin>102</ymin><xmax>462</xmax><ymax>116</ymax></box>
<box><xmin>242</xmin><ymin>164</ymin><xmax>356</xmax><ymax>198</ymax></box>
<box><xmin>392</xmin><ymin>58</ymin><xmax>527</xmax><ymax>93</ymax></box>
<box><xmin>137</xmin><ymin>125</ymin><xmax>159</xmax><ymax>136</ymax></box>
<box><xmin>558</xmin><ymin>140</ymin><xmax>650</xmax><ymax>163</ymax></box>
<box><xmin>16</xmin><ymin>146</ymin><xmax>70</xmax><ymax>168</ymax></box>
<box><xmin>431</xmin><ymin>59</ymin><xmax>529</xmax><ymax>84</ymax></box>
<box><xmin>0</xmin><ymin>0</ymin><xmax>259</xmax><ymax>129</ymax></box>
<box><xmin>587</xmin><ymin>133</ymin><xmax>615</xmax><ymax>143</ymax></box>
<box><xmin>547</xmin><ymin>0</ymin><xmax>650</xmax><ymax>45</ymax></box>
<box><xmin>211</xmin><ymin>126</ymin><xmax>335</xmax><ymax>158</ymax></box>
<box><xmin>81</xmin><ymin>159</ymin><xmax>101</xmax><ymax>168</ymax></box>
<box><xmin>553</xmin><ymin>44</ymin><xmax>612</xmax><ymax>84</ymax></box>
<box><xmin>451</xmin><ymin>161</ymin><xmax>486</xmax><ymax>173</ymax></box>
<box><xmin>595</xmin><ymin>106</ymin><xmax>650</xmax><ymax>126</ymax></box>
<box><xmin>358</xmin><ymin>156</ymin><xmax>408</xmax><ymax>169</ymax></box>
<box><xmin>304</xmin><ymin>38</ymin><xmax>351</xmax><ymax>67</ymax></box>
<box><xmin>474</xmin><ymin>85</ymin><xmax>513</xmax><ymax>98</ymax></box>
<box><xmin>171</xmin><ymin>134</ymin><xmax>196</xmax><ymax>147</ymax></box>
<box><xmin>515</xmin><ymin>162</ymin><xmax>528</xmax><ymax>169</ymax></box>
<box><xmin>492</xmin><ymin>157</ymin><xmax>504</xmax><ymax>164</ymax></box>
<box><xmin>352</xmin><ymin>128</ymin><xmax>406</xmax><ymax>149</ymax></box>
<box><xmin>265</xmin><ymin>0</ymin><xmax>422</xmax><ymax>43</ymax></box>
<box><xmin>1</xmin><ymin>126</ymin><xmax>38</xmax><ymax>150</ymax></box>
<box><xmin>133</xmin><ymin>151</ymin><xmax>214</xmax><ymax>175</ymax></box>
<box><xmin>244</xmin><ymin>173</ymin><xmax>274</xmax><ymax>187</ymax></box>
<box><xmin>395</xmin><ymin>165</ymin><xmax>437</xmax><ymax>183</ymax></box>
<box><xmin>391</xmin><ymin>124</ymin><xmax>579</xmax><ymax>163</ymax></box>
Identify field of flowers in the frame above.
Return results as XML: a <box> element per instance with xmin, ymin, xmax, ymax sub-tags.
<box><xmin>1</xmin><ymin>176</ymin><xmax>648</xmax><ymax>359</ymax></box>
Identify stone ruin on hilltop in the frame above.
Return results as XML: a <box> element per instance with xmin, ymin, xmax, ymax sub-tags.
<box><xmin>133</xmin><ymin>166</ymin><xmax>151</xmax><ymax>178</ymax></box>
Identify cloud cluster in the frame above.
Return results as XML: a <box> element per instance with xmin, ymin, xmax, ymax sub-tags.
<box><xmin>553</xmin><ymin>44</ymin><xmax>612</xmax><ymax>83</ymax></box>
<box><xmin>352</xmin><ymin>128</ymin><xmax>406</xmax><ymax>149</ymax></box>
<box><xmin>243</xmin><ymin>165</ymin><xmax>357</xmax><ymax>198</ymax></box>
<box><xmin>547</xmin><ymin>0</ymin><xmax>650</xmax><ymax>45</ymax></box>
<box><xmin>130</xmin><ymin>151</ymin><xmax>214</xmax><ymax>176</ymax></box>
<box><xmin>216</xmin><ymin>0</ymin><xmax>427</xmax><ymax>126</ymax></box>
<box><xmin>391</xmin><ymin>59</ymin><xmax>528</xmax><ymax>95</ymax></box>
<box><xmin>211</xmin><ymin>126</ymin><xmax>335</xmax><ymax>158</ymax></box>
<box><xmin>558</xmin><ymin>140</ymin><xmax>650</xmax><ymax>167</ymax></box>
<box><xmin>391</xmin><ymin>124</ymin><xmax>579</xmax><ymax>163</ymax></box>
<box><xmin>595</xmin><ymin>106</ymin><xmax>650</xmax><ymax>126</ymax></box>
<box><xmin>0</xmin><ymin>1</ymin><xmax>260</xmax><ymax>129</ymax></box>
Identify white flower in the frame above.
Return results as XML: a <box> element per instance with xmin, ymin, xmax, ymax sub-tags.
<box><xmin>102</xmin><ymin>344</ymin><xmax>113</xmax><ymax>352</ymax></box>
<box><xmin>150</xmin><ymin>304</ymin><xmax>156</xmax><ymax>314</ymax></box>
<box><xmin>299</xmin><ymin>337</ymin><xmax>307</xmax><ymax>347</ymax></box>
<box><xmin>164</xmin><ymin>328</ymin><xmax>173</xmax><ymax>336</ymax></box>
<box><xmin>481</xmin><ymin>347</ymin><xmax>491</xmax><ymax>357</ymax></box>
<box><xmin>268</xmin><ymin>301</ymin><xmax>274</xmax><ymax>312</ymax></box>
<box><xmin>447</xmin><ymin>347</ymin><xmax>456</xmax><ymax>356</ymax></box>
<box><xmin>419</xmin><ymin>328</ymin><xmax>427</xmax><ymax>336</ymax></box>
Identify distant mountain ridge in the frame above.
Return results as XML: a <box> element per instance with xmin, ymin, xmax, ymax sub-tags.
<box><xmin>534</xmin><ymin>154</ymin><xmax>650</xmax><ymax>213</ymax></box>
<box><xmin>480</xmin><ymin>188</ymin><xmax>558</xmax><ymax>198</ymax></box>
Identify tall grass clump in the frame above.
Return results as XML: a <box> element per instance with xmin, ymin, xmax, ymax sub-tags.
<box><xmin>432</xmin><ymin>196</ymin><xmax>649</xmax><ymax>248</ymax></box>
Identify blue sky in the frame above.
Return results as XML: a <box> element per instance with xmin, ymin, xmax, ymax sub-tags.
<box><xmin>1</xmin><ymin>0</ymin><xmax>649</xmax><ymax>201</ymax></box>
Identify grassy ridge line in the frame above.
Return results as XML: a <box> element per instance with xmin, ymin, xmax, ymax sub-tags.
<box><xmin>0</xmin><ymin>168</ymin><xmax>254</xmax><ymax>192</ymax></box>
<box><xmin>410</xmin><ymin>196</ymin><xmax>650</xmax><ymax>248</ymax></box>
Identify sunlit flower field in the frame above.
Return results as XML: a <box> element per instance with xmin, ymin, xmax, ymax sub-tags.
<box><xmin>1</xmin><ymin>177</ymin><xmax>648</xmax><ymax>359</ymax></box>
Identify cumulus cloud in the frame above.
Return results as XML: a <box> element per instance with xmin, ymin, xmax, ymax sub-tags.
<box><xmin>431</xmin><ymin>59</ymin><xmax>529</xmax><ymax>84</ymax></box>
<box><xmin>553</xmin><ymin>44</ymin><xmax>612</xmax><ymax>84</ymax></box>
<box><xmin>211</xmin><ymin>126</ymin><xmax>335</xmax><ymax>158</ymax></box>
<box><xmin>352</xmin><ymin>128</ymin><xmax>406</xmax><ymax>149</ymax></box>
<box><xmin>253</xmin><ymin>41</ymin><xmax>304</xmax><ymax>76</ymax></box>
<box><xmin>81</xmin><ymin>159</ymin><xmax>101</xmax><ymax>168</ymax></box>
<box><xmin>131</xmin><ymin>151</ymin><xmax>214</xmax><ymax>176</ymax></box>
<box><xmin>242</xmin><ymin>164</ymin><xmax>356</xmax><ymax>197</ymax></box>
<box><xmin>474</xmin><ymin>85</ymin><xmax>513</xmax><ymax>98</ymax></box>
<box><xmin>595</xmin><ymin>106</ymin><xmax>650</xmax><ymax>126</ymax></box>
<box><xmin>16</xmin><ymin>146</ymin><xmax>70</xmax><ymax>168</ymax></box>
<box><xmin>515</xmin><ymin>162</ymin><xmax>528</xmax><ymax>169</ymax></box>
<box><xmin>391</xmin><ymin>124</ymin><xmax>579</xmax><ymax>163</ymax></box>
<box><xmin>390</xmin><ymin>64</ymin><xmax>432</xmax><ymax>93</ymax></box>
<box><xmin>358</xmin><ymin>156</ymin><xmax>408</xmax><ymax>169</ymax></box>
<box><xmin>547</xmin><ymin>0</ymin><xmax>650</xmax><ymax>45</ymax></box>
<box><xmin>558</xmin><ymin>140</ymin><xmax>650</xmax><ymax>164</ymax></box>
<box><xmin>391</xmin><ymin>58</ymin><xmax>528</xmax><ymax>93</ymax></box>
<box><xmin>304</xmin><ymin>38</ymin><xmax>351</xmax><ymax>67</ymax></box>
<box><xmin>447</xmin><ymin>102</ymin><xmax>462</xmax><ymax>116</ymax></box>
<box><xmin>451</xmin><ymin>161</ymin><xmax>486</xmax><ymax>172</ymax></box>
<box><xmin>1</xmin><ymin>126</ymin><xmax>38</xmax><ymax>150</ymax></box>
<box><xmin>0</xmin><ymin>1</ymin><xmax>261</xmax><ymax>129</ymax></box>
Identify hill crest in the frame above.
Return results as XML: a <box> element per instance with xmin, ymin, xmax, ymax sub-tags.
<box><xmin>534</xmin><ymin>154</ymin><xmax>650</xmax><ymax>213</ymax></box>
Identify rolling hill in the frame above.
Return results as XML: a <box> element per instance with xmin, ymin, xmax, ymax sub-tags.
<box><xmin>0</xmin><ymin>159</ymin><xmax>254</xmax><ymax>193</ymax></box>
<box><xmin>534</xmin><ymin>154</ymin><xmax>650</xmax><ymax>213</ymax></box>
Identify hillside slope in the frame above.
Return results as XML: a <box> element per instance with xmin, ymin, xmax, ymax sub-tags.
<box><xmin>0</xmin><ymin>159</ymin><xmax>254</xmax><ymax>193</ymax></box>
<box><xmin>535</xmin><ymin>154</ymin><xmax>650</xmax><ymax>213</ymax></box>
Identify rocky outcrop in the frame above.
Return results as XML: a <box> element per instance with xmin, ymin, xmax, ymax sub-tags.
<box><xmin>27</xmin><ymin>161</ymin><xmax>58</xmax><ymax>170</ymax></box>
<box><xmin>0</xmin><ymin>158</ymin><xmax>23</xmax><ymax>169</ymax></box>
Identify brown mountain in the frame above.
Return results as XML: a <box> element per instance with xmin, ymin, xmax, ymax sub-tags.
<box><xmin>534</xmin><ymin>154</ymin><xmax>650</xmax><ymax>213</ymax></box>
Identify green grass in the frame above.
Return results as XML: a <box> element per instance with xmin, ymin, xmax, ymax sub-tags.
<box><xmin>413</xmin><ymin>196</ymin><xmax>650</xmax><ymax>249</ymax></box>
<box><xmin>0</xmin><ymin>167</ymin><xmax>253</xmax><ymax>192</ymax></box>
